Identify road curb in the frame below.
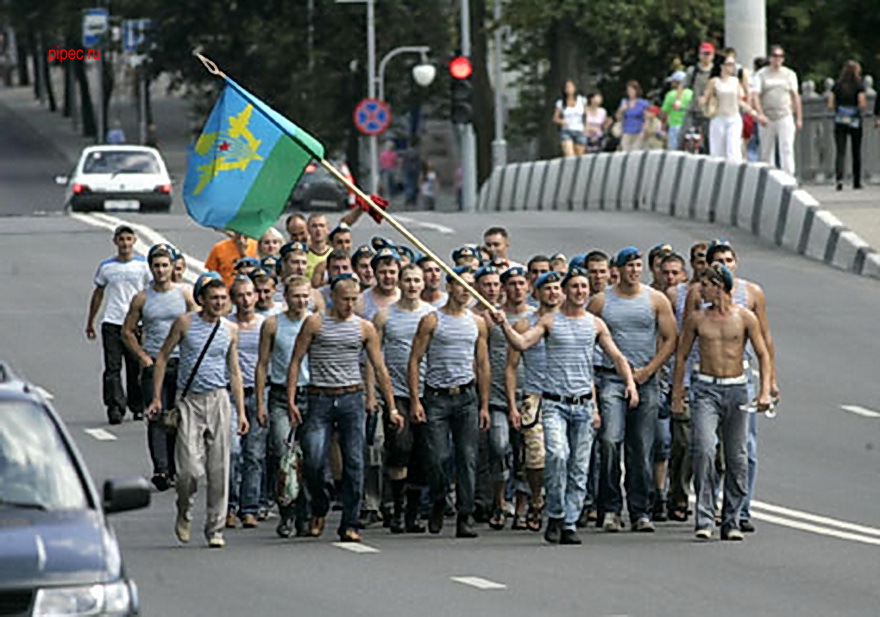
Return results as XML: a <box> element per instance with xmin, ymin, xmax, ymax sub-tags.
<box><xmin>478</xmin><ymin>152</ymin><xmax>880</xmax><ymax>280</ymax></box>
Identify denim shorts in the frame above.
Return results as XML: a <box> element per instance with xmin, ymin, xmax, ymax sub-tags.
<box><xmin>560</xmin><ymin>129</ymin><xmax>587</xmax><ymax>146</ymax></box>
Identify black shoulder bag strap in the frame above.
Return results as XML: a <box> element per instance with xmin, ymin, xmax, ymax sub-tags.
<box><xmin>180</xmin><ymin>319</ymin><xmax>222</xmax><ymax>399</ymax></box>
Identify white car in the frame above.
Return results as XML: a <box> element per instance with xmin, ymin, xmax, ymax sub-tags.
<box><xmin>57</xmin><ymin>145</ymin><xmax>173</xmax><ymax>213</ymax></box>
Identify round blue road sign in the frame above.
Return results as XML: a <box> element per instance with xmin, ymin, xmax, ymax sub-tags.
<box><xmin>353</xmin><ymin>98</ymin><xmax>392</xmax><ymax>136</ymax></box>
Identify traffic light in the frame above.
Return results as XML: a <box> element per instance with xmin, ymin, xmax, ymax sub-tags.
<box><xmin>449</xmin><ymin>55</ymin><xmax>473</xmax><ymax>125</ymax></box>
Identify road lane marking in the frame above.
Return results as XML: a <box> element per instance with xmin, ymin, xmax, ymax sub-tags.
<box><xmin>84</xmin><ymin>428</ymin><xmax>117</xmax><ymax>441</ymax></box>
<box><xmin>841</xmin><ymin>404</ymin><xmax>880</xmax><ymax>418</ymax></box>
<box><xmin>751</xmin><ymin>500</ymin><xmax>880</xmax><ymax>537</ymax></box>
<box><xmin>451</xmin><ymin>576</ymin><xmax>507</xmax><ymax>590</ymax></box>
<box><xmin>332</xmin><ymin>542</ymin><xmax>380</xmax><ymax>554</ymax></box>
<box><xmin>394</xmin><ymin>215</ymin><xmax>456</xmax><ymax>235</ymax></box>
<box><xmin>70</xmin><ymin>212</ymin><xmax>200</xmax><ymax>283</ymax></box>
<box><xmin>751</xmin><ymin>511</ymin><xmax>880</xmax><ymax>547</ymax></box>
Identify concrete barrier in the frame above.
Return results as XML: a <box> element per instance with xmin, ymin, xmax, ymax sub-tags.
<box><xmin>478</xmin><ymin>152</ymin><xmax>878</xmax><ymax>279</ymax></box>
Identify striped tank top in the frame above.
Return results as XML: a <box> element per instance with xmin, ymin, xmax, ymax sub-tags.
<box><xmin>142</xmin><ymin>285</ymin><xmax>187</xmax><ymax>358</ymax></box>
<box><xmin>602</xmin><ymin>286</ymin><xmax>656</xmax><ymax>369</ymax></box>
<box><xmin>229</xmin><ymin>314</ymin><xmax>265</xmax><ymax>388</ymax></box>
<box><xmin>673</xmin><ymin>282</ymin><xmax>698</xmax><ymax>387</ymax></box>
<box><xmin>489</xmin><ymin>306</ymin><xmax>534</xmax><ymax>406</ymax></box>
<box><xmin>361</xmin><ymin>289</ymin><xmax>398</xmax><ymax>322</ymax></box>
<box><xmin>545</xmin><ymin>312</ymin><xmax>596</xmax><ymax>397</ymax></box>
<box><xmin>383</xmin><ymin>303</ymin><xmax>435</xmax><ymax>397</ymax></box>
<box><xmin>177</xmin><ymin>315</ymin><xmax>232</xmax><ymax>394</ymax></box>
<box><xmin>425</xmin><ymin>310</ymin><xmax>479</xmax><ymax>389</ymax></box>
<box><xmin>270</xmin><ymin>312</ymin><xmax>310</xmax><ymax>387</ymax></box>
<box><xmin>521</xmin><ymin>311</ymin><xmax>547</xmax><ymax>394</ymax></box>
<box><xmin>732</xmin><ymin>279</ymin><xmax>756</xmax><ymax>363</ymax></box>
<box><xmin>309</xmin><ymin>315</ymin><xmax>364</xmax><ymax>388</ymax></box>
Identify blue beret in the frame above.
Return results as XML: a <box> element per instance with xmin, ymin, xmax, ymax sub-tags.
<box><xmin>614</xmin><ymin>247</ymin><xmax>642</xmax><ymax>268</ymax></box>
<box><xmin>193</xmin><ymin>271</ymin><xmax>224</xmax><ymax>304</ymax></box>
<box><xmin>446</xmin><ymin>265</ymin><xmax>474</xmax><ymax>283</ymax></box>
<box><xmin>535</xmin><ymin>271</ymin><xmax>563</xmax><ymax>288</ymax></box>
<box><xmin>561</xmin><ymin>265</ymin><xmax>589</xmax><ymax>287</ymax></box>
<box><xmin>500</xmin><ymin>265</ymin><xmax>527</xmax><ymax>282</ymax></box>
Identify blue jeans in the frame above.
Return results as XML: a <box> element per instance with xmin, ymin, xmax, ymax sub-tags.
<box><xmin>302</xmin><ymin>390</ymin><xmax>365</xmax><ymax>533</ymax></box>
<box><xmin>423</xmin><ymin>386</ymin><xmax>479</xmax><ymax>515</ymax></box>
<box><xmin>667</xmin><ymin>124</ymin><xmax>682</xmax><ymax>150</ymax></box>
<box><xmin>542</xmin><ymin>398</ymin><xmax>595</xmax><ymax>530</ymax></box>
<box><xmin>266</xmin><ymin>387</ymin><xmax>309</xmax><ymax>524</ymax></box>
<box><xmin>236</xmin><ymin>390</ymin><xmax>267</xmax><ymax>517</ymax></box>
<box><xmin>488</xmin><ymin>405</ymin><xmax>511</xmax><ymax>484</ymax></box>
<box><xmin>690</xmin><ymin>381</ymin><xmax>749</xmax><ymax>531</ymax></box>
<box><xmin>742</xmin><ymin>373</ymin><xmax>758</xmax><ymax>520</ymax></box>
<box><xmin>597</xmin><ymin>376</ymin><xmax>659</xmax><ymax>522</ymax></box>
<box><xmin>653</xmin><ymin>391</ymin><xmax>672</xmax><ymax>464</ymax></box>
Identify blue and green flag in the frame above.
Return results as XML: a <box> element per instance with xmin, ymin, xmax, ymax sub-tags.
<box><xmin>183</xmin><ymin>79</ymin><xmax>325</xmax><ymax>239</ymax></box>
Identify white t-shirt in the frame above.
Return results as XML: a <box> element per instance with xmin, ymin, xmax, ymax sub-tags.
<box><xmin>754</xmin><ymin>66</ymin><xmax>799</xmax><ymax>120</ymax></box>
<box><xmin>556</xmin><ymin>95</ymin><xmax>587</xmax><ymax>132</ymax></box>
<box><xmin>421</xmin><ymin>171</ymin><xmax>437</xmax><ymax>198</ymax></box>
<box><xmin>94</xmin><ymin>256</ymin><xmax>151</xmax><ymax>325</ymax></box>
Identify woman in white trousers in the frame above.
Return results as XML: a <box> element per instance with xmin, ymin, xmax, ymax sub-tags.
<box><xmin>702</xmin><ymin>50</ymin><xmax>758</xmax><ymax>162</ymax></box>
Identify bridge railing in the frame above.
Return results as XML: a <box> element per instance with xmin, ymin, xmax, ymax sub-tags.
<box><xmin>476</xmin><ymin>150</ymin><xmax>879</xmax><ymax>279</ymax></box>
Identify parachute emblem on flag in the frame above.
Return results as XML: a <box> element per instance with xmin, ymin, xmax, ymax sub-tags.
<box><xmin>192</xmin><ymin>104</ymin><xmax>264</xmax><ymax>196</ymax></box>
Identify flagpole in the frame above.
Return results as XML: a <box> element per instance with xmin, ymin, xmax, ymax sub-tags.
<box><xmin>193</xmin><ymin>51</ymin><xmax>493</xmax><ymax>312</ymax></box>
<box><xmin>317</xmin><ymin>158</ymin><xmax>492</xmax><ymax>311</ymax></box>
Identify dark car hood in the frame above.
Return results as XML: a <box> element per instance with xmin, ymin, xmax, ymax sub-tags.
<box><xmin>0</xmin><ymin>508</ymin><xmax>119</xmax><ymax>589</ymax></box>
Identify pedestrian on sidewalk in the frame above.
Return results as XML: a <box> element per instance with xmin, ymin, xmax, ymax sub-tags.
<box><xmin>661</xmin><ymin>71</ymin><xmax>693</xmax><ymax>150</ymax></box>
<box><xmin>147</xmin><ymin>272</ymin><xmax>249</xmax><ymax>549</ymax></box>
<box><xmin>401</xmin><ymin>138</ymin><xmax>422</xmax><ymax>207</ymax></box>
<box><xmin>753</xmin><ymin>45</ymin><xmax>802</xmax><ymax>177</ymax></box>
<box><xmin>702</xmin><ymin>49</ymin><xmax>758</xmax><ymax>163</ymax></box>
<box><xmin>828</xmin><ymin>60</ymin><xmax>867</xmax><ymax>190</ymax></box>
<box><xmin>86</xmin><ymin>225</ymin><xmax>152</xmax><ymax>425</ymax></box>
<box><xmin>420</xmin><ymin>160</ymin><xmax>438</xmax><ymax>210</ymax></box>
<box><xmin>554</xmin><ymin>79</ymin><xmax>588</xmax><ymax>157</ymax></box>
<box><xmin>616</xmin><ymin>81</ymin><xmax>649</xmax><ymax>152</ymax></box>
<box><xmin>107</xmin><ymin>120</ymin><xmax>127</xmax><ymax>145</ymax></box>
<box><xmin>584</xmin><ymin>92</ymin><xmax>610</xmax><ymax>153</ymax></box>
<box><xmin>379</xmin><ymin>140</ymin><xmax>399</xmax><ymax>198</ymax></box>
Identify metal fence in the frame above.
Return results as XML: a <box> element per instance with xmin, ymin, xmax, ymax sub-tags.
<box><xmin>796</xmin><ymin>77</ymin><xmax>878</xmax><ymax>184</ymax></box>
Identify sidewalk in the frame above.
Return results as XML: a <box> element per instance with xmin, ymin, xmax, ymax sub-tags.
<box><xmin>802</xmin><ymin>184</ymin><xmax>880</xmax><ymax>252</ymax></box>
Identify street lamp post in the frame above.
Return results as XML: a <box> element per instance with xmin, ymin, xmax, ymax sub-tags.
<box><xmin>376</xmin><ymin>46</ymin><xmax>433</xmax><ymax>101</ymax></box>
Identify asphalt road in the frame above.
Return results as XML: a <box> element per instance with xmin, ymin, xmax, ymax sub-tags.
<box><xmin>1</xmin><ymin>108</ymin><xmax>879</xmax><ymax>616</ymax></box>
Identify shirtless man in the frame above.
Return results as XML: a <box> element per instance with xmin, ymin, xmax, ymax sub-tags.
<box><xmin>671</xmin><ymin>264</ymin><xmax>772</xmax><ymax>541</ymax></box>
<box><xmin>684</xmin><ymin>241</ymin><xmax>779</xmax><ymax>532</ymax></box>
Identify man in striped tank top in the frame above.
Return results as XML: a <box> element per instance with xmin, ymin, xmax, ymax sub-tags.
<box><xmin>504</xmin><ymin>270</ymin><xmax>562</xmax><ymax>531</ymax></box>
<box><xmin>688</xmin><ymin>242</ymin><xmax>779</xmax><ymax>534</ymax></box>
<box><xmin>526</xmin><ymin>255</ymin><xmax>551</xmax><ymax>308</ymax></box>
<box><xmin>408</xmin><ymin>266</ymin><xmax>491</xmax><ymax>539</ymax></box>
<box><xmin>147</xmin><ymin>273</ymin><xmax>249</xmax><ymax>548</ymax></box>
<box><xmin>495</xmin><ymin>266</ymin><xmax>637</xmax><ymax>545</ymax></box>
<box><xmin>226</xmin><ymin>277</ymin><xmax>266</xmax><ymax>530</ymax></box>
<box><xmin>372</xmin><ymin>264</ymin><xmax>434</xmax><ymax>533</ymax></box>
<box><xmin>471</xmin><ymin>265</ymin><xmax>503</xmax><ymax>523</ymax></box>
<box><xmin>352</xmin><ymin>245</ymin><xmax>377</xmax><ymax>291</ymax></box>
<box><xmin>277</xmin><ymin>241</ymin><xmax>326</xmax><ymax>314</ymax></box>
<box><xmin>418</xmin><ymin>255</ymin><xmax>448</xmax><ymax>308</ymax></box>
<box><xmin>662</xmin><ymin>244</ymin><xmax>707</xmax><ymax>523</ymax></box>
<box><xmin>250</xmin><ymin>268</ymin><xmax>282</xmax><ymax>317</ymax></box>
<box><xmin>287</xmin><ymin>275</ymin><xmax>402</xmax><ymax>543</ymax></box>
<box><xmin>256</xmin><ymin>275</ymin><xmax>313</xmax><ymax>538</ymax></box>
<box><xmin>358</xmin><ymin>248</ymin><xmax>401</xmax><ymax>321</ymax></box>
<box><xmin>672</xmin><ymin>264</ymin><xmax>773</xmax><ymax>541</ymax></box>
<box><xmin>588</xmin><ymin>247</ymin><xmax>677</xmax><ymax>533</ymax></box>
<box><xmin>480</xmin><ymin>265</ymin><xmax>533</xmax><ymax>530</ymax></box>
<box><xmin>123</xmin><ymin>243</ymin><xmax>195</xmax><ymax>492</ymax></box>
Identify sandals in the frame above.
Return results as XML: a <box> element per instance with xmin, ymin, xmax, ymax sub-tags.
<box><xmin>511</xmin><ymin>513</ymin><xmax>528</xmax><ymax>530</ymax></box>
<box><xmin>339</xmin><ymin>528</ymin><xmax>362</xmax><ymax>543</ymax></box>
<box><xmin>668</xmin><ymin>507</ymin><xmax>689</xmax><ymax>522</ymax></box>
<box><xmin>526</xmin><ymin>503</ymin><xmax>543</xmax><ymax>532</ymax></box>
<box><xmin>488</xmin><ymin>508</ymin><xmax>508</xmax><ymax>530</ymax></box>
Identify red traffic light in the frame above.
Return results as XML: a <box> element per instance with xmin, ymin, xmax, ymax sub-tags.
<box><xmin>449</xmin><ymin>56</ymin><xmax>473</xmax><ymax>80</ymax></box>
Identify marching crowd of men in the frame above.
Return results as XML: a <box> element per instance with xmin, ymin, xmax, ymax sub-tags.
<box><xmin>86</xmin><ymin>214</ymin><xmax>777</xmax><ymax>549</ymax></box>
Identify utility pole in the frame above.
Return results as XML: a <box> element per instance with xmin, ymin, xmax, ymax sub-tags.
<box><xmin>724</xmin><ymin>0</ymin><xmax>766</xmax><ymax>70</ymax></box>
<box><xmin>459</xmin><ymin>0</ymin><xmax>477</xmax><ymax>212</ymax></box>
<box><xmin>366</xmin><ymin>0</ymin><xmax>379</xmax><ymax>195</ymax></box>
<box><xmin>491</xmin><ymin>0</ymin><xmax>506</xmax><ymax>171</ymax></box>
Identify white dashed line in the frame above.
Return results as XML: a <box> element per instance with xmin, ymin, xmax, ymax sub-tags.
<box><xmin>84</xmin><ymin>428</ymin><xmax>117</xmax><ymax>441</ymax></box>
<box><xmin>331</xmin><ymin>542</ymin><xmax>380</xmax><ymax>554</ymax></box>
<box><xmin>841</xmin><ymin>405</ymin><xmax>880</xmax><ymax>418</ymax></box>
<box><xmin>451</xmin><ymin>576</ymin><xmax>507</xmax><ymax>590</ymax></box>
<box><xmin>394</xmin><ymin>215</ymin><xmax>456</xmax><ymax>235</ymax></box>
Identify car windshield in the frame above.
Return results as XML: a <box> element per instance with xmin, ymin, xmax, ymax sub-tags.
<box><xmin>0</xmin><ymin>401</ymin><xmax>88</xmax><ymax>510</ymax></box>
<box><xmin>82</xmin><ymin>150</ymin><xmax>161</xmax><ymax>175</ymax></box>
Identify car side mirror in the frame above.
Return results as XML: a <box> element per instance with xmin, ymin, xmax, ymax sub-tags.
<box><xmin>103</xmin><ymin>477</ymin><xmax>151</xmax><ymax>514</ymax></box>
<box><xmin>54</xmin><ymin>175</ymin><xmax>69</xmax><ymax>186</ymax></box>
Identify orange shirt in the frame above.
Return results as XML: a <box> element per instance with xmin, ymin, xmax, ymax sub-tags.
<box><xmin>205</xmin><ymin>237</ymin><xmax>257</xmax><ymax>287</ymax></box>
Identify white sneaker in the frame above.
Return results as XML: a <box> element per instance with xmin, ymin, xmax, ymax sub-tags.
<box><xmin>207</xmin><ymin>533</ymin><xmax>226</xmax><ymax>548</ymax></box>
<box><xmin>175</xmin><ymin>515</ymin><xmax>191</xmax><ymax>544</ymax></box>
<box><xmin>603</xmin><ymin>513</ymin><xmax>623</xmax><ymax>533</ymax></box>
<box><xmin>695</xmin><ymin>528</ymin><xmax>712</xmax><ymax>541</ymax></box>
